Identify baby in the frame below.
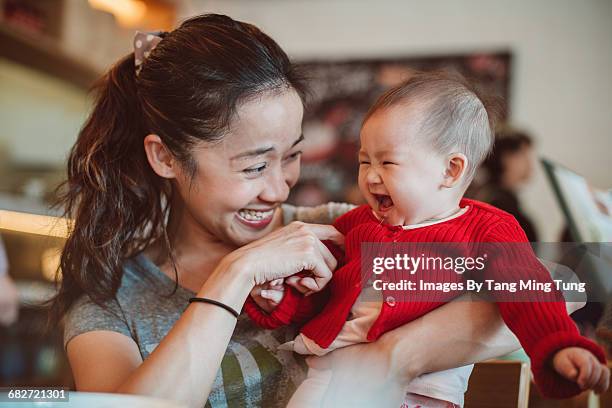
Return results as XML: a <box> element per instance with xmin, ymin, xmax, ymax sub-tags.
<box><xmin>246</xmin><ymin>71</ymin><xmax>609</xmax><ymax>407</ymax></box>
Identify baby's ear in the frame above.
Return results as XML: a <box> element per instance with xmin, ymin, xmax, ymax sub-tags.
<box><xmin>441</xmin><ymin>153</ymin><xmax>468</xmax><ymax>188</ymax></box>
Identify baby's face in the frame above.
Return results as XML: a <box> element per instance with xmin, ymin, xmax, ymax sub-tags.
<box><xmin>358</xmin><ymin>105</ymin><xmax>449</xmax><ymax>226</ymax></box>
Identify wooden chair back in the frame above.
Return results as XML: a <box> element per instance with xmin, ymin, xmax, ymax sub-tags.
<box><xmin>464</xmin><ymin>360</ymin><xmax>531</xmax><ymax>408</ymax></box>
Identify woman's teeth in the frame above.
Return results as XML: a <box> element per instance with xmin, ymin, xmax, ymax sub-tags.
<box><xmin>238</xmin><ymin>209</ymin><xmax>274</xmax><ymax>221</ymax></box>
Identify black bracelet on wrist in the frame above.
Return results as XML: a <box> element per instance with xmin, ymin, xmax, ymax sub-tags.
<box><xmin>188</xmin><ymin>297</ymin><xmax>240</xmax><ymax>318</ymax></box>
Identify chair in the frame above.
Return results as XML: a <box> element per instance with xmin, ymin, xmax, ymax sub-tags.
<box><xmin>464</xmin><ymin>360</ymin><xmax>531</xmax><ymax>408</ymax></box>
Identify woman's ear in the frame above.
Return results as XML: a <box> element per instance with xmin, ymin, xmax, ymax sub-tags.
<box><xmin>144</xmin><ymin>134</ymin><xmax>177</xmax><ymax>179</ymax></box>
<box><xmin>441</xmin><ymin>153</ymin><xmax>468</xmax><ymax>188</ymax></box>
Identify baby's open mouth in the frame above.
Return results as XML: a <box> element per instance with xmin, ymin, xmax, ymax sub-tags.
<box><xmin>373</xmin><ymin>194</ymin><xmax>394</xmax><ymax>212</ymax></box>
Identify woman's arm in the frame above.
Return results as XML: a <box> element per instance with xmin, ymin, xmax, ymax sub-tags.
<box><xmin>304</xmin><ymin>299</ymin><xmax>520</xmax><ymax>407</ymax></box>
<box><xmin>383</xmin><ymin>298</ymin><xmax>519</xmax><ymax>381</ymax></box>
<box><xmin>68</xmin><ymin>256</ymin><xmax>253</xmax><ymax>408</ymax></box>
<box><xmin>67</xmin><ymin>222</ymin><xmax>342</xmax><ymax>408</ymax></box>
<box><xmin>307</xmin><ymin>297</ymin><xmax>585</xmax><ymax>407</ymax></box>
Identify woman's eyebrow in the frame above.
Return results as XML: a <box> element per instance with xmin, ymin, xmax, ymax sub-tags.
<box><xmin>230</xmin><ymin>134</ymin><xmax>304</xmax><ymax>161</ymax></box>
<box><xmin>230</xmin><ymin>146</ymin><xmax>274</xmax><ymax>161</ymax></box>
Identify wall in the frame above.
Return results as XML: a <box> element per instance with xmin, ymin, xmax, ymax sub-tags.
<box><xmin>0</xmin><ymin>59</ymin><xmax>88</xmax><ymax>166</ymax></box>
<box><xmin>182</xmin><ymin>0</ymin><xmax>612</xmax><ymax>240</ymax></box>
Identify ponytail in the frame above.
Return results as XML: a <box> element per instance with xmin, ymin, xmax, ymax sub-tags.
<box><xmin>47</xmin><ymin>54</ymin><xmax>170</xmax><ymax>324</ymax></box>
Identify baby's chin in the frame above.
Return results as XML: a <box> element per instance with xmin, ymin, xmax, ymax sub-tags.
<box><xmin>373</xmin><ymin>207</ymin><xmax>407</xmax><ymax>227</ymax></box>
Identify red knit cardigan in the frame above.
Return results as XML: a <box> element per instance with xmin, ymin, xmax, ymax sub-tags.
<box><xmin>244</xmin><ymin>199</ymin><xmax>606</xmax><ymax>398</ymax></box>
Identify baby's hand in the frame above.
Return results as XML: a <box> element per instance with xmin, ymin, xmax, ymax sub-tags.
<box><xmin>553</xmin><ymin>347</ymin><xmax>610</xmax><ymax>394</ymax></box>
<box><xmin>250</xmin><ymin>279</ymin><xmax>285</xmax><ymax>313</ymax></box>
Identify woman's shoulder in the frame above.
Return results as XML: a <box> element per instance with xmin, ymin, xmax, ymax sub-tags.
<box><xmin>63</xmin><ymin>292</ymin><xmax>132</xmax><ymax>351</ymax></box>
<box><xmin>281</xmin><ymin>202</ymin><xmax>357</xmax><ymax>225</ymax></box>
<box><xmin>63</xmin><ymin>254</ymin><xmax>189</xmax><ymax>354</ymax></box>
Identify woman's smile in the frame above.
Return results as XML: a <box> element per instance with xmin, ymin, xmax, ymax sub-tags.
<box><xmin>236</xmin><ymin>207</ymin><xmax>276</xmax><ymax>229</ymax></box>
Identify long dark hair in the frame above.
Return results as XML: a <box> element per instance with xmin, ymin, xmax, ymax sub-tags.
<box><xmin>47</xmin><ymin>14</ymin><xmax>308</xmax><ymax>324</ymax></box>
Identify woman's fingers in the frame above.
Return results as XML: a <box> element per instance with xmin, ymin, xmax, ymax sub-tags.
<box><xmin>300</xmin><ymin>253</ymin><xmax>333</xmax><ymax>292</ymax></box>
<box><xmin>285</xmin><ymin>276</ymin><xmax>309</xmax><ymax>294</ymax></box>
<box><xmin>260</xmin><ymin>289</ymin><xmax>284</xmax><ymax>304</ymax></box>
<box><xmin>304</xmin><ymin>224</ymin><xmax>345</xmax><ymax>248</ymax></box>
<box><xmin>242</xmin><ymin>221</ymin><xmax>340</xmax><ymax>285</ymax></box>
<box><xmin>315</xmin><ymin>237</ymin><xmax>338</xmax><ymax>272</ymax></box>
<box><xmin>285</xmin><ymin>276</ymin><xmax>320</xmax><ymax>296</ymax></box>
<box><xmin>297</xmin><ymin>277</ymin><xmax>318</xmax><ymax>292</ymax></box>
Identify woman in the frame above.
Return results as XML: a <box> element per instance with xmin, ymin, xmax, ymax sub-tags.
<box><xmin>50</xmin><ymin>14</ymin><xmax>533</xmax><ymax>408</ymax></box>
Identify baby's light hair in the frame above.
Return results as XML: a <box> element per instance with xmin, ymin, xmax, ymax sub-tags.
<box><xmin>364</xmin><ymin>70</ymin><xmax>501</xmax><ymax>185</ymax></box>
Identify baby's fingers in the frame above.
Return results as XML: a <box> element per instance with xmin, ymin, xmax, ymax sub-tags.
<box><xmin>594</xmin><ymin>364</ymin><xmax>610</xmax><ymax>394</ymax></box>
<box><xmin>576</xmin><ymin>356</ymin><xmax>594</xmax><ymax>389</ymax></box>
<box><xmin>583</xmin><ymin>359</ymin><xmax>601</xmax><ymax>390</ymax></box>
<box><xmin>554</xmin><ymin>354</ymin><xmax>579</xmax><ymax>380</ymax></box>
<box><xmin>583</xmin><ymin>360</ymin><xmax>609</xmax><ymax>392</ymax></box>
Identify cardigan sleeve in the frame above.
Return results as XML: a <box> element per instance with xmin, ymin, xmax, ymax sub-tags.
<box><xmin>245</xmin><ymin>205</ymin><xmax>371</xmax><ymax>330</ymax></box>
<box><xmin>244</xmin><ymin>285</ymin><xmax>327</xmax><ymax>329</ymax></box>
<box><xmin>485</xmin><ymin>220</ymin><xmax>606</xmax><ymax>398</ymax></box>
<box><xmin>244</xmin><ymin>239</ymin><xmax>340</xmax><ymax>330</ymax></box>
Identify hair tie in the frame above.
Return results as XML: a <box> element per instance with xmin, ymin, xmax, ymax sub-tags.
<box><xmin>133</xmin><ymin>31</ymin><xmax>167</xmax><ymax>76</ymax></box>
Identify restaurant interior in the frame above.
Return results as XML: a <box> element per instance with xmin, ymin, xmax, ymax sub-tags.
<box><xmin>0</xmin><ymin>1</ymin><xmax>611</xmax><ymax>407</ymax></box>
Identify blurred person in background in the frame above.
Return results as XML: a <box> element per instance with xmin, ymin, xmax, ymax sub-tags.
<box><xmin>0</xmin><ymin>233</ymin><xmax>19</xmax><ymax>326</ymax></box>
<box><xmin>476</xmin><ymin>127</ymin><xmax>538</xmax><ymax>242</ymax></box>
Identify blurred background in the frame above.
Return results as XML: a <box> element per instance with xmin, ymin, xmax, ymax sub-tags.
<box><xmin>0</xmin><ymin>0</ymin><xmax>611</xmax><ymax>403</ymax></box>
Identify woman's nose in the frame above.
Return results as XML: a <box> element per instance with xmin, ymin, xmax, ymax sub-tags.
<box><xmin>259</xmin><ymin>166</ymin><xmax>290</xmax><ymax>203</ymax></box>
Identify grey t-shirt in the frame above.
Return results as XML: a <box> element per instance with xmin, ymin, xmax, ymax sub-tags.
<box><xmin>63</xmin><ymin>202</ymin><xmax>354</xmax><ymax>408</ymax></box>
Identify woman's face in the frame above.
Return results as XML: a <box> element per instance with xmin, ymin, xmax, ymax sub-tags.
<box><xmin>174</xmin><ymin>89</ymin><xmax>304</xmax><ymax>247</ymax></box>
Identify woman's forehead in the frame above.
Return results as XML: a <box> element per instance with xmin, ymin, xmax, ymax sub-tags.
<box><xmin>219</xmin><ymin>90</ymin><xmax>304</xmax><ymax>156</ymax></box>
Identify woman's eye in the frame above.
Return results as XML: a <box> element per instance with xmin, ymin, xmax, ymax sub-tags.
<box><xmin>243</xmin><ymin>164</ymin><xmax>267</xmax><ymax>175</ymax></box>
<box><xmin>359</xmin><ymin>161</ymin><xmax>370</xmax><ymax>165</ymax></box>
<box><xmin>383</xmin><ymin>161</ymin><xmax>396</xmax><ymax>165</ymax></box>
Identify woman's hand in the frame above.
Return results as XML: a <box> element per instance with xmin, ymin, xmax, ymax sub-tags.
<box><xmin>305</xmin><ymin>338</ymin><xmax>409</xmax><ymax>408</ymax></box>
<box><xmin>231</xmin><ymin>221</ymin><xmax>344</xmax><ymax>291</ymax></box>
